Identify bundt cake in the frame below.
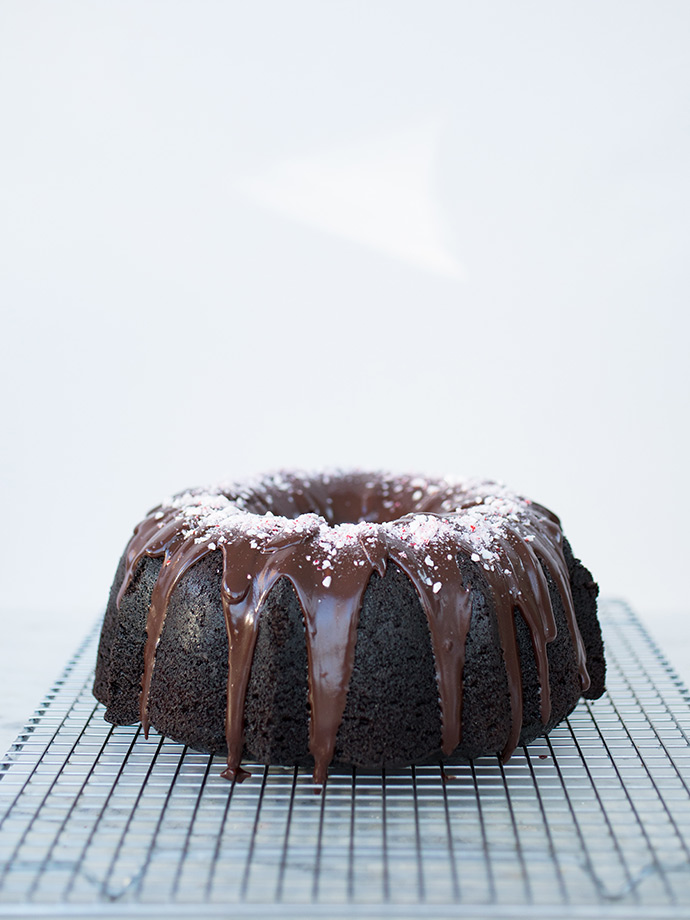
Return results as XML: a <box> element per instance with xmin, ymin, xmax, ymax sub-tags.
<box><xmin>94</xmin><ymin>470</ymin><xmax>604</xmax><ymax>783</ymax></box>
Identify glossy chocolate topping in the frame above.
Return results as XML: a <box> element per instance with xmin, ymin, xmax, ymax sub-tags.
<box><xmin>116</xmin><ymin>470</ymin><xmax>590</xmax><ymax>783</ymax></box>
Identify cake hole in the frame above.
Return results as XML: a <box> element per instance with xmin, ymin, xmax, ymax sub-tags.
<box><xmin>233</xmin><ymin>474</ymin><xmax>444</xmax><ymax>525</ymax></box>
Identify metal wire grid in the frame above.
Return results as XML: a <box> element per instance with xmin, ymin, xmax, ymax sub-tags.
<box><xmin>0</xmin><ymin>599</ymin><xmax>689</xmax><ymax>918</ymax></box>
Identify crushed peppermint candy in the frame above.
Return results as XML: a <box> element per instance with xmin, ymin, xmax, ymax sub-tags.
<box><xmin>149</xmin><ymin>470</ymin><xmax>559</xmax><ymax>597</ymax></box>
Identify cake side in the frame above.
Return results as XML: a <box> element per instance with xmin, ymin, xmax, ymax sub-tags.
<box><xmin>93</xmin><ymin>537</ymin><xmax>604</xmax><ymax>769</ymax></box>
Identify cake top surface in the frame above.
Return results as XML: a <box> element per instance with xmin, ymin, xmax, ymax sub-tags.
<box><xmin>156</xmin><ymin>469</ymin><xmax>558</xmax><ymax>581</ymax></box>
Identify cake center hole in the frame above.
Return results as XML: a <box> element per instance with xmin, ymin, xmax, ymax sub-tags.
<box><xmin>243</xmin><ymin>477</ymin><xmax>439</xmax><ymax>525</ymax></box>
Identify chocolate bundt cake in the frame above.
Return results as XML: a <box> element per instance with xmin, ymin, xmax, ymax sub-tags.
<box><xmin>94</xmin><ymin>470</ymin><xmax>604</xmax><ymax>783</ymax></box>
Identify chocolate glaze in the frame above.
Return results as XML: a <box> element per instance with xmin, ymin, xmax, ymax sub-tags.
<box><xmin>116</xmin><ymin>470</ymin><xmax>590</xmax><ymax>784</ymax></box>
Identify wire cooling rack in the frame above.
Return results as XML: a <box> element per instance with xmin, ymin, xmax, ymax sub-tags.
<box><xmin>0</xmin><ymin>600</ymin><xmax>689</xmax><ymax>919</ymax></box>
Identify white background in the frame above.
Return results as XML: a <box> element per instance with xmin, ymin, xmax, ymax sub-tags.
<box><xmin>1</xmin><ymin>1</ymin><xmax>689</xmax><ymax>753</ymax></box>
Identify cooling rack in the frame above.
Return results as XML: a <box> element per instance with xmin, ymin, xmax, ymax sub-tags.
<box><xmin>1</xmin><ymin>599</ymin><xmax>689</xmax><ymax>919</ymax></box>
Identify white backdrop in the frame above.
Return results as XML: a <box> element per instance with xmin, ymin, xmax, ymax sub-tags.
<box><xmin>1</xmin><ymin>1</ymin><xmax>689</xmax><ymax>747</ymax></box>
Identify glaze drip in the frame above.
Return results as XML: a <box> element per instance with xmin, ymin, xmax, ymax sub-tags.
<box><xmin>115</xmin><ymin>470</ymin><xmax>591</xmax><ymax>781</ymax></box>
